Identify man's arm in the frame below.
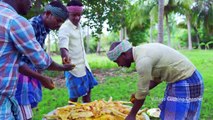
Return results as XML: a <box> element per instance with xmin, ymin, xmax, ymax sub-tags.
<box><xmin>19</xmin><ymin>64</ymin><xmax>54</xmax><ymax>90</ymax></box>
<box><xmin>126</xmin><ymin>79</ymin><xmax>161</xmax><ymax>120</ymax></box>
<box><xmin>10</xmin><ymin>17</ymin><xmax>52</xmax><ymax>70</ymax></box>
<box><xmin>60</xmin><ymin>48</ymin><xmax>71</xmax><ymax>64</ymax></box>
<box><xmin>58</xmin><ymin>23</ymin><xmax>71</xmax><ymax>65</ymax></box>
<box><xmin>126</xmin><ymin>98</ymin><xmax>145</xmax><ymax>120</ymax></box>
<box><xmin>11</xmin><ymin>17</ymin><xmax>74</xmax><ymax>72</ymax></box>
<box><xmin>149</xmin><ymin>78</ymin><xmax>162</xmax><ymax>90</ymax></box>
<box><xmin>126</xmin><ymin>57</ymin><xmax>159</xmax><ymax>120</ymax></box>
<box><xmin>47</xmin><ymin>61</ymin><xmax>75</xmax><ymax>71</ymax></box>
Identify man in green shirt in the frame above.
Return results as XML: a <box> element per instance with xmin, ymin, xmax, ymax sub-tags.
<box><xmin>107</xmin><ymin>40</ymin><xmax>204</xmax><ymax>120</ymax></box>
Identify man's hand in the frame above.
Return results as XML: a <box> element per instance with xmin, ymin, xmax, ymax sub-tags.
<box><xmin>39</xmin><ymin>76</ymin><xmax>55</xmax><ymax>90</ymax></box>
<box><xmin>126</xmin><ymin>95</ymin><xmax>145</xmax><ymax>120</ymax></box>
<box><xmin>62</xmin><ymin>57</ymin><xmax>71</xmax><ymax>64</ymax></box>
<box><xmin>125</xmin><ymin>114</ymin><xmax>136</xmax><ymax>120</ymax></box>
<box><xmin>130</xmin><ymin>94</ymin><xmax>136</xmax><ymax>104</ymax></box>
<box><xmin>62</xmin><ymin>56</ymin><xmax>75</xmax><ymax>71</ymax></box>
<box><xmin>63</xmin><ymin>64</ymin><xmax>75</xmax><ymax>71</ymax></box>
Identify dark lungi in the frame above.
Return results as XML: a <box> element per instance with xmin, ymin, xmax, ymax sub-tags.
<box><xmin>65</xmin><ymin>68</ymin><xmax>98</xmax><ymax>99</ymax></box>
<box><xmin>159</xmin><ymin>70</ymin><xmax>204</xmax><ymax>120</ymax></box>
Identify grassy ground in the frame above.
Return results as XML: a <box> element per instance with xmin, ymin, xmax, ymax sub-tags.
<box><xmin>33</xmin><ymin>50</ymin><xmax>213</xmax><ymax>120</ymax></box>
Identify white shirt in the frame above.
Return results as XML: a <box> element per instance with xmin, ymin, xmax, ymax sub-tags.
<box><xmin>133</xmin><ymin>43</ymin><xmax>196</xmax><ymax>100</ymax></box>
<box><xmin>58</xmin><ymin>20</ymin><xmax>91</xmax><ymax>77</ymax></box>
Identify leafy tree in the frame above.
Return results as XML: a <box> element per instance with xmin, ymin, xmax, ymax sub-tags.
<box><xmin>126</xmin><ymin>0</ymin><xmax>158</xmax><ymax>43</ymax></box>
<box><xmin>195</xmin><ymin>0</ymin><xmax>213</xmax><ymax>34</ymax></box>
<box><xmin>164</xmin><ymin>0</ymin><xmax>181</xmax><ymax>46</ymax></box>
<box><xmin>82</xmin><ymin>0</ymin><xmax>129</xmax><ymax>36</ymax></box>
<box><xmin>25</xmin><ymin>0</ymin><xmax>50</xmax><ymax>18</ymax></box>
<box><xmin>26</xmin><ymin>0</ymin><xmax>213</xmax><ymax>50</ymax></box>
<box><xmin>128</xmin><ymin>27</ymin><xmax>149</xmax><ymax>45</ymax></box>
<box><xmin>192</xmin><ymin>0</ymin><xmax>213</xmax><ymax>48</ymax></box>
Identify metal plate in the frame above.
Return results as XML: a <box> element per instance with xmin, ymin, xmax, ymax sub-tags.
<box><xmin>42</xmin><ymin>105</ymin><xmax>150</xmax><ymax>120</ymax></box>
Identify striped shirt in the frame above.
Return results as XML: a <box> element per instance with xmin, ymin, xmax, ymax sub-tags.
<box><xmin>16</xmin><ymin>15</ymin><xmax>50</xmax><ymax>106</ymax></box>
<box><xmin>0</xmin><ymin>1</ymin><xmax>52</xmax><ymax>106</ymax></box>
<box><xmin>20</xmin><ymin>15</ymin><xmax>50</xmax><ymax>69</ymax></box>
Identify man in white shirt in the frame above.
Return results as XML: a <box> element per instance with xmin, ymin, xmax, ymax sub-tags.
<box><xmin>58</xmin><ymin>0</ymin><xmax>98</xmax><ymax>103</ymax></box>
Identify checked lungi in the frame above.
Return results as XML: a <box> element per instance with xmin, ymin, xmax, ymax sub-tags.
<box><xmin>65</xmin><ymin>68</ymin><xmax>98</xmax><ymax>99</ymax></box>
<box><xmin>0</xmin><ymin>96</ymin><xmax>21</xmax><ymax>120</ymax></box>
<box><xmin>159</xmin><ymin>70</ymin><xmax>204</xmax><ymax>120</ymax></box>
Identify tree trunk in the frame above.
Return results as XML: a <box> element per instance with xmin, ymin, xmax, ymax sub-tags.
<box><xmin>119</xmin><ymin>28</ymin><xmax>123</xmax><ymax>41</ymax></box>
<box><xmin>157</xmin><ymin>0</ymin><xmax>164</xmax><ymax>43</ymax></box>
<box><xmin>120</xmin><ymin>27</ymin><xmax>127</xmax><ymax>41</ymax></box>
<box><xmin>150</xmin><ymin>17</ymin><xmax>153</xmax><ymax>43</ymax></box>
<box><xmin>193</xmin><ymin>26</ymin><xmax>201</xmax><ymax>49</ymax></box>
<box><xmin>166</xmin><ymin>14</ymin><xmax>171</xmax><ymax>47</ymax></box>
<box><xmin>86</xmin><ymin>26</ymin><xmax>90</xmax><ymax>53</ymax></box>
<box><xmin>47</xmin><ymin>34</ymin><xmax>51</xmax><ymax>55</ymax></box>
<box><xmin>49</xmin><ymin>31</ymin><xmax>58</xmax><ymax>53</ymax></box>
<box><xmin>124</xmin><ymin>27</ymin><xmax>127</xmax><ymax>40</ymax></box>
<box><xmin>96</xmin><ymin>35</ymin><xmax>101</xmax><ymax>54</ymax></box>
<box><xmin>187</xmin><ymin>15</ymin><xmax>192</xmax><ymax>50</ymax></box>
<box><xmin>53</xmin><ymin>32</ymin><xmax>59</xmax><ymax>53</ymax></box>
<box><xmin>150</xmin><ymin>26</ymin><xmax>153</xmax><ymax>43</ymax></box>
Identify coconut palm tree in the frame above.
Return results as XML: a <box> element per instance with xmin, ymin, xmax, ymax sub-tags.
<box><xmin>193</xmin><ymin>0</ymin><xmax>213</xmax><ymax>45</ymax></box>
<box><xmin>195</xmin><ymin>0</ymin><xmax>213</xmax><ymax>34</ymax></box>
<box><xmin>164</xmin><ymin>0</ymin><xmax>181</xmax><ymax>46</ymax></box>
<box><xmin>175</xmin><ymin>0</ymin><xmax>194</xmax><ymax>50</ymax></box>
<box><xmin>158</xmin><ymin>0</ymin><xmax>165</xmax><ymax>43</ymax></box>
<box><xmin>126</xmin><ymin>0</ymin><xmax>158</xmax><ymax>43</ymax></box>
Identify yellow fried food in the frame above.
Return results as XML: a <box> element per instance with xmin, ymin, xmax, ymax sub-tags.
<box><xmin>55</xmin><ymin>108</ymin><xmax>70</xmax><ymax>120</ymax></box>
<box><xmin>44</xmin><ymin>115</ymin><xmax>60</xmax><ymax>120</ymax></box>
<box><xmin>45</xmin><ymin>98</ymin><xmax>147</xmax><ymax>120</ymax></box>
<box><xmin>71</xmin><ymin>64</ymin><xmax>76</xmax><ymax>69</ymax></box>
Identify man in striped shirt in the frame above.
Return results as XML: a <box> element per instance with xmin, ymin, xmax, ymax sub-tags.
<box><xmin>0</xmin><ymin>0</ymin><xmax>73</xmax><ymax>119</ymax></box>
<box><xmin>15</xmin><ymin>1</ymin><xmax>70</xmax><ymax>119</ymax></box>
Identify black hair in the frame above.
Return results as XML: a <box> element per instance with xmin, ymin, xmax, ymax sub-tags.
<box><xmin>109</xmin><ymin>41</ymin><xmax>121</xmax><ymax>51</ymax></box>
<box><xmin>67</xmin><ymin>0</ymin><xmax>83</xmax><ymax>7</ymax></box>
<box><xmin>49</xmin><ymin>0</ymin><xmax>68</xmax><ymax>13</ymax></box>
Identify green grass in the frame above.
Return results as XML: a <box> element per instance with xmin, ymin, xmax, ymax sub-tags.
<box><xmin>51</xmin><ymin>54</ymin><xmax>118</xmax><ymax>69</ymax></box>
<box><xmin>33</xmin><ymin>50</ymin><xmax>213</xmax><ymax>120</ymax></box>
<box><xmin>181</xmin><ymin>50</ymin><xmax>213</xmax><ymax>120</ymax></box>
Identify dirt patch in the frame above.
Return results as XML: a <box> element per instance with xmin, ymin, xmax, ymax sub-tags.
<box><xmin>93</xmin><ymin>68</ymin><xmax>121</xmax><ymax>83</ymax></box>
<box><xmin>52</xmin><ymin>68</ymin><xmax>121</xmax><ymax>88</ymax></box>
<box><xmin>52</xmin><ymin>73</ymin><xmax>65</xmax><ymax>88</ymax></box>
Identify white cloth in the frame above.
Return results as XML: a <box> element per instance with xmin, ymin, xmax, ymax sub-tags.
<box><xmin>18</xmin><ymin>105</ymin><xmax>33</xmax><ymax>120</ymax></box>
<box><xmin>58</xmin><ymin>20</ymin><xmax>91</xmax><ymax>77</ymax></box>
<box><xmin>107</xmin><ymin>40</ymin><xmax>132</xmax><ymax>61</ymax></box>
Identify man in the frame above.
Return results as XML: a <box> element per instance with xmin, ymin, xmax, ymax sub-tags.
<box><xmin>0</xmin><ymin>0</ymin><xmax>73</xmax><ymax>119</ymax></box>
<box><xmin>15</xmin><ymin>1</ymin><xmax>70</xmax><ymax>120</ymax></box>
<box><xmin>107</xmin><ymin>40</ymin><xmax>204</xmax><ymax>120</ymax></box>
<box><xmin>58</xmin><ymin>0</ymin><xmax>98</xmax><ymax>103</ymax></box>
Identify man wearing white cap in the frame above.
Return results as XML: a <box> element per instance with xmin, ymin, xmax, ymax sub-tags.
<box><xmin>107</xmin><ymin>41</ymin><xmax>204</xmax><ymax>120</ymax></box>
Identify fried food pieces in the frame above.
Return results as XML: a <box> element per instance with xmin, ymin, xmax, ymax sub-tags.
<box><xmin>44</xmin><ymin>98</ymin><xmax>147</xmax><ymax>120</ymax></box>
